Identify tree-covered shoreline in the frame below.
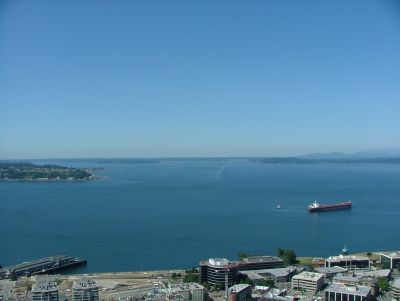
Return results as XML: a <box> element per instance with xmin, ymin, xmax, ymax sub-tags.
<box><xmin>0</xmin><ymin>162</ymin><xmax>94</xmax><ymax>181</ymax></box>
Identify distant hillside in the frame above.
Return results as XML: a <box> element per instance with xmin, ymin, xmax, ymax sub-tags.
<box><xmin>301</xmin><ymin>148</ymin><xmax>400</xmax><ymax>160</ymax></box>
<box><xmin>252</xmin><ymin>157</ymin><xmax>400</xmax><ymax>164</ymax></box>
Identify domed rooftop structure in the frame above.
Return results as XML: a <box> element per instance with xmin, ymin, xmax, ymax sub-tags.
<box><xmin>208</xmin><ymin>258</ymin><xmax>229</xmax><ymax>267</ymax></box>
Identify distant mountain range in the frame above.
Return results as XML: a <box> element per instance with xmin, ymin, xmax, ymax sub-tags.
<box><xmin>252</xmin><ymin>148</ymin><xmax>400</xmax><ymax>164</ymax></box>
<box><xmin>300</xmin><ymin>148</ymin><xmax>400</xmax><ymax>160</ymax></box>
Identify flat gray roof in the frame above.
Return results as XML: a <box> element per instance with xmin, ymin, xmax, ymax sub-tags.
<box><xmin>354</xmin><ymin>269</ymin><xmax>391</xmax><ymax>278</ymax></box>
<box><xmin>315</xmin><ymin>267</ymin><xmax>347</xmax><ymax>274</ymax></box>
<box><xmin>333</xmin><ymin>274</ymin><xmax>361</xmax><ymax>282</ymax></box>
<box><xmin>241</xmin><ymin>267</ymin><xmax>296</xmax><ymax>279</ymax></box>
<box><xmin>242</xmin><ymin>256</ymin><xmax>283</xmax><ymax>264</ymax></box>
<box><xmin>324</xmin><ymin>283</ymin><xmax>371</xmax><ymax>297</ymax></box>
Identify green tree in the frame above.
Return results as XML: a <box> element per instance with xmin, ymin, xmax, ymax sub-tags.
<box><xmin>238</xmin><ymin>252</ymin><xmax>248</xmax><ymax>259</ymax></box>
<box><xmin>183</xmin><ymin>273</ymin><xmax>199</xmax><ymax>283</ymax></box>
<box><xmin>259</xmin><ymin>278</ymin><xmax>275</xmax><ymax>288</ymax></box>
<box><xmin>9</xmin><ymin>271</ymin><xmax>17</xmax><ymax>281</ymax></box>
<box><xmin>378</xmin><ymin>277</ymin><xmax>389</xmax><ymax>293</ymax></box>
<box><xmin>277</xmin><ymin>248</ymin><xmax>297</xmax><ymax>265</ymax></box>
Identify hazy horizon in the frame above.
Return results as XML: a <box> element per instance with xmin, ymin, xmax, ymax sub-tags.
<box><xmin>2</xmin><ymin>1</ymin><xmax>400</xmax><ymax>159</ymax></box>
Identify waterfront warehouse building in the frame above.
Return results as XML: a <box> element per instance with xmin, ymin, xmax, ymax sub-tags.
<box><xmin>392</xmin><ymin>278</ymin><xmax>400</xmax><ymax>300</ymax></box>
<box><xmin>323</xmin><ymin>283</ymin><xmax>372</xmax><ymax>301</ymax></box>
<box><xmin>32</xmin><ymin>281</ymin><xmax>59</xmax><ymax>301</ymax></box>
<box><xmin>380</xmin><ymin>252</ymin><xmax>400</xmax><ymax>270</ymax></box>
<box><xmin>291</xmin><ymin>272</ymin><xmax>325</xmax><ymax>293</ymax></box>
<box><xmin>325</xmin><ymin>255</ymin><xmax>370</xmax><ymax>269</ymax></box>
<box><xmin>237</xmin><ymin>256</ymin><xmax>284</xmax><ymax>271</ymax></box>
<box><xmin>199</xmin><ymin>258</ymin><xmax>239</xmax><ymax>285</ymax></box>
<box><xmin>228</xmin><ymin>284</ymin><xmax>252</xmax><ymax>301</ymax></box>
<box><xmin>72</xmin><ymin>278</ymin><xmax>99</xmax><ymax>301</ymax></box>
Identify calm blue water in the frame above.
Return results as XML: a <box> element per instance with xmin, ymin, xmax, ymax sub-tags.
<box><xmin>1</xmin><ymin>159</ymin><xmax>399</xmax><ymax>272</ymax></box>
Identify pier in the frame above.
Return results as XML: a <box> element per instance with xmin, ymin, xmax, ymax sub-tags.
<box><xmin>0</xmin><ymin>255</ymin><xmax>87</xmax><ymax>279</ymax></box>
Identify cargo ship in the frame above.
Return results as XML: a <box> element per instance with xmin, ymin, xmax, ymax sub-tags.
<box><xmin>308</xmin><ymin>200</ymin><xmax>352</xmax><ymax>212</ymax></box>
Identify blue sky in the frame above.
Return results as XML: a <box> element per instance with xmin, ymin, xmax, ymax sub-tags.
<box><xmin>1</xmin><ymin>0</ymin><xmax>400</xmax><ymax>158</ymax></box>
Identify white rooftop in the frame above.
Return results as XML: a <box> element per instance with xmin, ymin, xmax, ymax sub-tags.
<box><xmin>228</xmin><ymin>284</ymin><xmax>251</xmax><ymax>293</ymax></box>
<box><xmin>326</xmin><ymin>255</ymin><xmax>369</xmax><ymax>262</ymax></box>
<box><xmin>292</xmin><ymin>272</ymin><xmax>324</xmax><ymax>281</ymax></box>
<box><xmin>381</xmin><ymin>251</ymin><xmax>400</xmax><ymax>259</ymax></box>
<box><xmin>208</xmin><ymin>258</ymin><xmax>229</xmax><ymax>266</ymax></box>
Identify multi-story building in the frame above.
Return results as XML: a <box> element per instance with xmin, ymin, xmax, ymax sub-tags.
<box><xmin>380</xmin><ymin>252</ymin><xmax>400</xmax><ymax>270</ymax></box>
<box><xmin>199</xmin><ymin>258</ymin><xmax>239</xmax><ymax>285</ymax></box>
<box><xmin>325</xmin><ymin>256</ymin><xmax>370</xmax><ymax>270</ymax></box>
<box><xmin>291</xmin><ymin>272</ymin><xmax>325</xmax><ymax>293</ymax></box>
<box><xmin>392</xmin><ymin>278</ymin><xmax>400</xmax><ymax>300</ymax></box>
<box><xmin>324</xmin><ymin>283</ymin><xmax>372</xmax><ymax>301</ymax></box>
<box><xmin>315</xmin><ymin>267</ymin><xmax>348</xmax><ymax>279</ymax></box>
<box><xmin>72</xmin><ymin>278</ymin><xmax>99</xmax><ymax>301</ymax></box>
<box><xmin>31</xmin><ymin>281</ymin><xmax>59</xmax><ymax>301</ymax></box>
<box><xmin>167</xmin><ymin>283</ymin><xmax>205</xmax><ymax>301</ymax></box>
<box><xmin>228</xmin><ymin>284</ymin><xmax>252</xmax><ymax>301</ymax></box>
<box><xmin>237</xmin><ymin>256</ymin><xmax>284</xmax><ymax>271</ymax></box>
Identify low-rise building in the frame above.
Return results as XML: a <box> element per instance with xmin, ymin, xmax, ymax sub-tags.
<box><xmin>228</xmin><ymin>284</ymin><xmax>252</xmax><ymax>301</ymax></box>
<box><xmin>380</xmin><ymin>252</ymin><xmax>400</xmax><ymax>270</ymax></box>
<box><xmin>241</xmin><ymin>267</ymin><xmax>297</xmax><ymax>283</ymax></box>
<box><xmin>325</xmin><ymin>255</ymin><xmax>370</xmax><ymax>270</ymax></box>
<box><xmin>315</xmin><ymin>267</ymin><xmax>347</xmax><ymax>279</ymax></box>
<box><xmin>291</xmin><ymin>272</ymin><xmax>325</xmax><ymax>293</ymax></box>
<box><xmin>31</xmin><ymin>280</ymin><xmax>59</xmax><ymax>301</ymax></box>
<box><xmin>323</xmin><ymin>283</ymin><xmax>372</xmax><ymax>301</ymax></box>
<box><xmin>392</xmin><ymin>278</ymin><xmax>400</xmax><ymax>300</ymax></box>
<box><xmin>238</xmin><ymin>256</ymin><xmax>284</xmax><ymax>271</ymax></box>
<box><xmin>333</xmin><ymin>274</ymin><xmax>362</xmax><ymax>286</ymax></box>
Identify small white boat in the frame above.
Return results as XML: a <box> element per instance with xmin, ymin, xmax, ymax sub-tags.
<box><xmin>277</xmin><ymin>205</ymin><xmax>281</xmax><ymax>209</ymax></box>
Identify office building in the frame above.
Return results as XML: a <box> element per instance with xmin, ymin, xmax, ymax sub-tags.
<box><xmin>291</xmin><ymin>272</ymin><xmax>325</xmax><ymax>293</ymax></box>
<box><xmin>325</xmin><ymin>255</ymin><xmax>370</xmax><ymax>269</ymax></box>
<box><xmin>228</xmin><ymin>284</ymin><xmax>252</xmax><ymax>301</ymax></box>
<box><xmin>324</xmin><ymin>283</ymin><xmax>372</xmax><ymax>301</ymax></box>
<box><xmin>199</xmin><ymin>258</ymin><xmax>239</xmax><ymax>285</ymax></box>
<box><xmin>380</xmin><ymin>252</ymin><xmax>400</xmax><ymax>270</ymax></box>
<box><xmin>237</xmin><ymin>256</ymin><xmax>284</xmax><ymax>271</ymax></box>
